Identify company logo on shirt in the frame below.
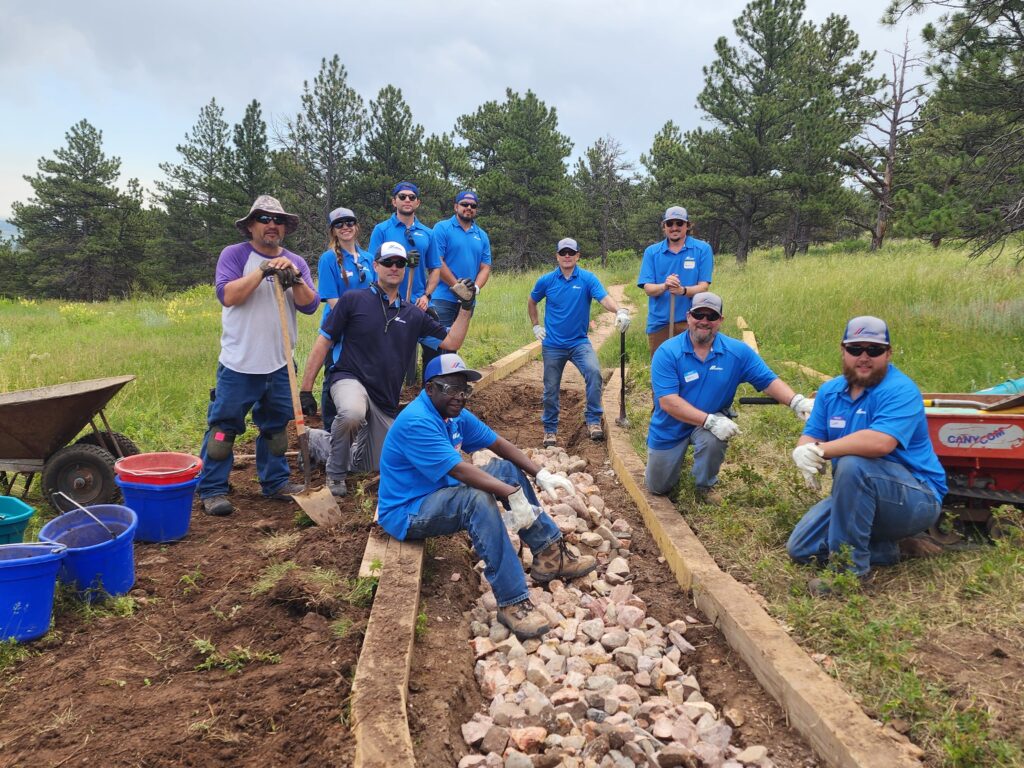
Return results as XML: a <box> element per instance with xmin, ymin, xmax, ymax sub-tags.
<box><xmin>394</xmin><ymin>317</ymin><xmax>408</xmax><ymax>325</ymax></box>
<box><xmin>572</xmin><ymin>285</ymin><xmax>582</xmax><ymax>290</ymax></box>
<box><xmin>855</xmin><ymin>409</ymin><xmax>866</xmax><ymax>415</ymax></box>
<box><xmin>710</xmin><ymin>365</ymin><xmax>724</xmax><ymax>371</ymax></box>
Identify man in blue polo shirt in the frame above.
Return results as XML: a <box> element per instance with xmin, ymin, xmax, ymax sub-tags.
<box><xmin>424</xmin><ymin>190</ymin><xmax>492</xmax><ymax>374</ymax></box>
<box><xmin>299</xmin><ymin>242</ymin><xmax>472</xmax><ymax>498</ymax></box>
<box><xmin>368</xmin><ymin>181</ymin><xmax>439</xmax><ymax>310</ymax></box>
<box><xmin>787</xmin><ymin>316</ymin><xmax>946</xmax><ymax>594</ymax></box>
<box><xmin>528</xmin><ymin>237</ymin><xmax>630</xmax><ymax>446</ymax></box>
<box><xmin>638</xmin><ymin>206</ymin><xmax>714</xmax><ymax>357</ymax></box>
<box><xmin>377</xmin><ymin>353</ymin><xmax>597</xmax><ymax>640</ymax></box>
<box><xmin>646</xmin><ymin>292</ymin><xmax>812</xmax><ymax>505</ymax></box>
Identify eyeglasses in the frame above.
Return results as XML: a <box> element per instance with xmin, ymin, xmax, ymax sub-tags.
<box><xmin>396</xmin><ymin>193</ymin><xmax>418</xmax><ymax>201</ymax></box>
<box><xmin>332</xmin><ymin>219</ymin><xmax>356</xmax><ymax>229</ymax></box>
<box><xmin>558</xmin><ymin>249</ymin><xmax>578</xmax><ymax>256</ymax></box>
<box><xmin>843</xmin><ymin>344</ymin><xmax>889</xmax><ymax>358</ymax></box>
<box><xmin>459</xmin><ymin>202</ymin><xmax>478</xmax><ymax>209</ymax></box>
<box><xmin>254</xmin><ymin>214</ymin><xmax>288</xmax><ymax>225</ymax></box>
<box><xmin>690</xmin><ymin>310</ymin><xmax>721</xmax><ymax>322</ymax></box>
<box><xmin>434</xmin><ymin>381</ymin><xmax>474</xmax><ymax>399</ymax></box>
<box><xmin>378</xmin><ymin>258</ymin><xmax>408</xmax><ymax>269</ymax></box>
<box><xmin>664</xmin><ymin>220</ymin><xmax>687</xmax><ymax>229</ymax></box>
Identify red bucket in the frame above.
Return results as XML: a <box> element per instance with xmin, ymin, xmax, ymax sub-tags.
<box><xmin>115</xmin><ymin>452</ymin><xmax>202</xmax><ymax>485</ymax></box>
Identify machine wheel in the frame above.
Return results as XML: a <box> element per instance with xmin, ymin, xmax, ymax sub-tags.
<box><xmin>75</xmin><ymin>431</ymin><xmax>140</xmax><ymax>459</ymax></box>
<box><xmin>41</xmin><ymin>444</ymin><xmax>118</xmax><ymax>511</ymax></box>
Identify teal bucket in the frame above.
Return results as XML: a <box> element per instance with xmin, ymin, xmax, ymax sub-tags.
<box><xmin>0</xmin><ymin>497</ymin><xmax>35</xmax><ymax>544</ymax></box>
<box><xmin>38</xmin><ymin>505</ymin><xmax>137</xmax><ymax>602</ymax></box>
<box><xmin>0</xmin><ymin>543</ymin><xmax>67</xmax><ymax>642</ymax></box>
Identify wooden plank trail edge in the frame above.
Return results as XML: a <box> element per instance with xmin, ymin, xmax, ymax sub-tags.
<box><xmin>351</xmin><ymin>341</ymin><xmax>542</xmax><ymax>768</ymax></box>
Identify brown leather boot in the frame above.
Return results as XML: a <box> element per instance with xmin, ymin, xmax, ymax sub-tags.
<box><xmin>496</xmin><ymin>599</ymin><xmax>550</xmax><ymax>640</ymax></box>
<box><xmin>531</xmin><ymin>539</ymin><xmax>597</xmax><ymax>584</ymax></box>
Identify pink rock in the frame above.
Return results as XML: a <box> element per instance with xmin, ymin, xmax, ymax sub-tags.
<box><xmin>617</xmin><ymin>604</ymin><xmax>646</xmax><ymax>629</ymax></box>
<box><xmin>461</xmin><ymin>715</ymin><xmax>493</xmax><ymax>747</ymax></box>
<box><xmin>469</xmin><ymin>637</ymin><xmax>498</xmax><ymax>659</ymax></box>
<box><xmin>508</xmin><ymin>726</ymin><xmax>548</xmax><ymax>753</ymax></box>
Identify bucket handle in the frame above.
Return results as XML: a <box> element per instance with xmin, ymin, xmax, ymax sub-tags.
<box><xmin>119</xmin><ymin>460</ymin><xmax>200</xmax><ymax>477</ymax></box>
<box><xmin>53</xmin><ymin>492</ymin><xmax>118</xmax><ymax>541</ymax></box>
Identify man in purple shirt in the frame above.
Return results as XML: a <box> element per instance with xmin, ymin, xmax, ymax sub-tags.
<box><xmin>197</xmin><ymin>195</ymin><xmax>320</xmax><ymax>517</ymax></box>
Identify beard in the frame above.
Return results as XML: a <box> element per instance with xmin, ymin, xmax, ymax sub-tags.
<box><xmin>690</xmin><ymin>327</ymin><xmax>715</xmax><ymax>345</ymax></box>
<box><xmin>842</xmin><ymin>358</ymin><xmax>888</xmax><ymax>390</ymax></box>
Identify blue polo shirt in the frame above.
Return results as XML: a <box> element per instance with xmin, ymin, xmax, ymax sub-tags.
<box><xmin>530</xmin><ymin>266</ymin><xmax>608</xmax><ymax>350</ymax></box>
<box><xmin>316</xmin><ymin>246</ymin><xmax>374</xmax><ymax>366</ymax></box>
<box><xmin>431</xmin><ymin>216</ymin><xmax>492</xmax><ymax>304</ymax></box>
<box><xmin>803</xmin><ymin>364</ymin><xmax>947</xmax><ymax>502</ymax></box>
<box><xmin>377</xmin><ymin>390</ymin><xmax>498</xmax><ymax>539</ymax></box>
<box><xmin>648</xmin><ymin>332</ymin><xmax>777</xmax><ymax>450</ymax></box>
<box><xmin>320</xmin><ymin>285</ymin><xmax>447</xmax><ymax>416</ymax></box>
<box><xmin>637</xmin><ymin>236</ymin><xmax>714</xmax><ymax>333</ymax></box>
<box><xmin>368</xmin><ymin>215</ymin><xmax>439</xmax><ymax>303</ymax></box>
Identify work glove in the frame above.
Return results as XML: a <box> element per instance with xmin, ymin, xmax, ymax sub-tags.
<box><xmin>452</xmin><ymin>278</ymin><xmax>477</xmax><ymax>310</ymax></box>
<box><xmin>405</xmin><ymin>249</ymin><xmax>420</xmax><ymax>268</ymax></box>
<box><xmin>533</xmin><ymin>324</ymin><xmax>546</xmax><ymax>343</ymax></box>
<box><xmin>791</xmin><ymin>442</ymin><xmax>826</xmax><ymax>489</ymax></box>
<box><xmin>614</xmin><ymin>308</ymin><xmax>631</xmax><ymax>333</ymax></box>
<box><xmin>789</xmin><ymin>394</ymin><xmax>814</xmax><ymax>422</ymax></box>
<box><xmin>703</xmin><ymin>413</ymin><xmax>741</xmax><ymax>442</ymax></box>
<box><xmin>278</xmin><ymin>267</ymin><xmax>302</xmax><ymax>289</ymax></box>
<box><xmin>499</xmin><ymin>485</ymin><xmax>541</xmax><ymax>531</ymax></box>
<box><xmin>535</xmin><ymin>468</ymin><xmax>575</xmax><ymax>498</ymax></box>
<box><xmin>299</xmin><ymin>390</ymin><xmax>318</xmax><ymax>416</ymax></box>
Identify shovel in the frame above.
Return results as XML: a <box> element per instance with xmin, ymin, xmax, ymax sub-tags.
<box><xmin>616</xmin><ymin>331</ymin><xmax>629</xmax><ymax>428</ymax></box>
<box><xmin>272</xmin><ymin>277</ymin><xmax>344</xmax><ymax>527</ymax></box>
<box><xmin>668</xmin><ymin>293</ymin><xmax>675</xmax><ymax>339</ymax></box>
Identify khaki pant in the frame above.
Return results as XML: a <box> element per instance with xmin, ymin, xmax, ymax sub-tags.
<box><xmin>647</xmin><ymin>326</ymin><xmax>680</xmax><ymax>357</ymax></box>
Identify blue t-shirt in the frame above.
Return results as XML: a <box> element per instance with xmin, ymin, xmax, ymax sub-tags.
<box><xmin>368</xmin><ymin>215</ymin><xmax>439</xmax><ymax>303</ymax></box>
<box><xmin>316</xmin><ymin>246</ymin><xmax>374</xmax><ymax>367</ymax></box>
<box><xmin>803</xmin><ymin>364</ymin><xmax>947</xmax><ymax>502</ymax></box>
<box><xmin>637</xmin><ymin>236</ymin><xmax>714</xmax><ymax>333</ymax></box>
<box><xmin>320</xmin><ymin>285</ymin><xmax>447</xmax><ymax>416</ymax></box>
<box><xmin>431</xmin><ymin>216</ymin><xmax>492</xmax><ymax>304</ymax></box>
<box><xmin>648</xmin><ymin>332</ymin><xmax>777</xmax><ymax>449</ymax></box>
<box><xmin>377</xmin><ymin>390</ymin><xmax>498</xmax><ymax>539</ymax></box>
<box><xmin>529</xmin><ymin>266</ymin><xmax>609</xmax><ymax>350</ymax></box>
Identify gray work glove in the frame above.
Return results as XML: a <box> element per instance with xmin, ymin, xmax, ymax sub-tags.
<box><xmin>451</xmin><ymin>278</ymin><xmax>477</xmax><ymax>309</ymax></box>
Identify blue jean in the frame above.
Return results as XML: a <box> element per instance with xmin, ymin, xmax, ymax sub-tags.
<box><xmin>542</xmin><ymin>342</ymin><xmax>603</xmax><ymax>432</ymax></box>
<box><xmin>645</xmin><ymin>425</ymin><xmax>729</xmax><ymax>495</ymax></box>
<box><xmin>404</xmin><ymin>458</ymin><xmax>561</xmax><ymax>607</ymax></box>
<box><xmin>787</xmin><ymin>456</ymin><xmax>942</xmax><ymax>576</ymax></box>
<box><xmin>198</xmin><ymin>364</ymin><xmax>292</xmax><ymax>498</ymax></box>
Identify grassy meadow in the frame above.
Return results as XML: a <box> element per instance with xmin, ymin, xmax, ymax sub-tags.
<box><xmin>2</xmin><ymin>239</ymin><xmax>1023</xmax><ymax>765</ymax></box>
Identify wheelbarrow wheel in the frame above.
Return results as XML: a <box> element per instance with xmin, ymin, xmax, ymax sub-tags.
<box><xmin>41</xmin><ymin>443</ymin><xmax>118</xmax><ymax>512</ymax></box>
<box><xmin>75</xmin><ymin>430</ymin><xmax>140</xmax><ymax>459</ymax></box>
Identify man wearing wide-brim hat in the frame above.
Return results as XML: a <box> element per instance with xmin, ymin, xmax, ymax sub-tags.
<box><xmin>196</xmin><ymin>195</ymin><xmax>320</xmax><ymax>517</ymax></box>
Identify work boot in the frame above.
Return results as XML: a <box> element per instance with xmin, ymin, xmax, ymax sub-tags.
<box><xmin>265</xmin><ymin>481</ymin><xmax>305</xmax><ymax>501</ymax></box>
<box><xmin>588</xmin><ymin>423</ymin><xmax>604</xmax><ymax>441</ymax></box>
<box><xmin>201</xmin><ymin>495</ymin><xmax>234</xmax><ymax>516</ymax></box>
<box><xmin>531</xmin><ymin>539</ymin><xmax>597</xmax><ymax>584</ymax></box>
<box><xmin>543</xmin><ymin>432</ymin><xmax>558</xmax><ymax>448</ymax></box>
<box><xmin>695</xmin><ymin>486</ymin><xmax>724</xmax><ymax>507</ymax></box>
<box><xmin>496</xmin><ymin>599</ymin><xmax>550</xmax><ymax>640</ymax></box>
<box><xmin>327</xmin><ymin>478</ymin><xmax>347</xmax><ymax>498</ymax></box>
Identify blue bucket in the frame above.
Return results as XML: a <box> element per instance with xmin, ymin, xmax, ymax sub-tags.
<box><xmin>0</xmin><ymin>543</ymin><xmax>67</xmax><ymax>642</ymax></box>
<box><xmin>115</xmin><ymin>476</ymin><xmax>198</xmax><ymax>543</ymax></box>
<box><xmin>38</xmin><ymin>505</ymin><xmax>137</xmax><ymax>602</ymax></box>
<box><xmin>0</xmin><ymin>497</ymin><xmax>36</xmax><ymax>544</ymax></box>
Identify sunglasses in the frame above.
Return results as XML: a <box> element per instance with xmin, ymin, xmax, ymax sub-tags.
<box><xmin>378</xmin><ymin>258</ymin><xmax>408</xmax><ymax>269</ymax></box>
<box><xmin>665</xmin><ymin>220</ymin><xmax>687</xmax><ymax>228</ymax></box>
<box><xmin>434</xmin><ymin>381</ymin><xmax>474</xmax><ymax>399</ymax></box>
<box><xmin>332</xmin><ymin>219</ymin><xmax>356</xmax><ymax>229</ymax></box>
<box><xmin>558</xmin><ymin>249</ymin><xmax>578</xmax><ymax>256</ymax></box>
<box><xmin>843</xmin><ymin>344</ymin><xmax>889</xmax><ymax>358</ymax></box>
<box><xmin>459</xmin><ymin>202</ymin><xmax>478</xmax><ymax>209</ymax></box>
<box><xmin>690</xmin><ymin>310</ymin><xmax>721</xmax><ymax>322</ymax></box>
<box><xmin>254</xmin><ymin>214</ymin><xmax>288</xmax><ymax>225</ymax></box>
<box><xmin>396</xmin><ymin>193</ymin><xmax>418</xmax><ymax>201</ymax></box>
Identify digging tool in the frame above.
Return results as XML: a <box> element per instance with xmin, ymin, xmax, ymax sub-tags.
<box><xmin>272</xmin><ymin>277</ymin><xmax>343</xmax><ymax>527</ymax></box>
<box><xmin>668</xmin><ymin>293</ymin><xmax>675</xmax><ymax>339</ymax></box>
<box><xmin>616</xmin><ymin>331</ymin><xmax>629</xmax><ymax>428</ymax></box>
<box><xmin>742</xmin><ymin>396</ymin><xmax>1017</xmax><ymax>412</ymax></box>
<box><xmin>404</xmin><ymin>249</ymin><xmax>419</xmax><ymax>386</ymax></box>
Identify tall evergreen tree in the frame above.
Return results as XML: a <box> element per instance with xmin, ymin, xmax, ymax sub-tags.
<box><xmin>420</xmin><ymin>132</ymin><xmax>473</xmax><ymax>222</ymax></box>
<box><xmin>226</xmin><ymin>100</ymin><xmax>275</xmax><ymax>210</ymax></box>
<box><xmin>572</xmin><ymin>136</ymin><xmax>635</xmax><ymax>264</ymax></box>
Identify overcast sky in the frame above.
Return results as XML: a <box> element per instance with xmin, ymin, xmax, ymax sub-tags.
<box><xmin>0</xmin><ymin>0</ymin><xmax>937</xmax><ymax>220</ymax></box>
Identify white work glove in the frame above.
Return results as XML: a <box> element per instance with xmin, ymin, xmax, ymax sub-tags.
<box><xmin>791</xmin><ymin>442</ymin><xmax>826</xmax><ymax>490</ymax></box>
<box><xmin>500</xmin><ymin>486</ymin><xmax>541</xmax><ymax>532</ymax></box>
<box><xmin>614</xmin><ymin>308</ymin><xmax>631</xmax><ymax>333</ymax></box>
<box><xmin>789</xmin><ymin>394</ymin><xmax>814</xmax><ymax>422</ymax></box>
<box><xmin>533</xmin><ymin>324</ymin><xmax>546</xmax><ymax>342</ymax></box>
<box><xmin>535</xmin><ymin>468</ymin><xmax>575</xmax><ymax>498</ymax></box>
<box><xmin>703</xmin><ymin>413</ymin><xmax>741</xmax><ymax>442</ymax></box>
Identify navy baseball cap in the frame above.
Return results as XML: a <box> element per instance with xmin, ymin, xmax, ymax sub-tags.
<box><xmin>455</xmin><ymin>190</ymin><xmax>478</xmax><ymax>204</ymax></box>
<box><xmin>843</xmin><ymin>316</ymin><xmax>890</xmax><ymax>346</ymax></box>
<box><xmin>392</xmin><ymin>181</ymin><xmax>420</xmax><ymax>197</ymax></box>
<box><xmin>424</xmin><ymin>353</ymin><xmax>483</xmax><ymax>383</ymax></box>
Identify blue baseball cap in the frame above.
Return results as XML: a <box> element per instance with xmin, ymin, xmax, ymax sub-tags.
<box><xmin>455</xmin><ymin>190</ymin><xmax>479</xmax><ymax>204</ymax></box>
<box><xmin>842</xmin><ymin>316</ymin><xmax>890</xmax><ymax>346</ymax></box>
<box><xmin>391</xmin><ymin>181</ymin><xmax>419</xmax><ymax>197</ymax></box>
<box><xmin>424</xmin><ymin>353</ymin><xmax>482</xmax><ymax>383</ymax></box>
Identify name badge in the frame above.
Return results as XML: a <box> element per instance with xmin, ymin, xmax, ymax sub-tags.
<box><xmin>684</xmin><ymin>371</ymin><xmax>699</xmax><ymax>383</ymax></box>
<box><xmin>683</xmin><ymin>259</ymin><xmax>695</xmax><ymax>270</ymax></box>
<box><xmin>829</xmin><ymin>417</ymin><xmax>846</xmax><ymax>429</ymax></box>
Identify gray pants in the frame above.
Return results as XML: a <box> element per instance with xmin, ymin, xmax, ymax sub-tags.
<box><xmin>327</xmin><ymin>378</ymin><xmax>393</xmax><ymax>480</ymax></box>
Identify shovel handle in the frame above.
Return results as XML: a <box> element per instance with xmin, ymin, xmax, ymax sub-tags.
<box><xmin>738</xmin><ymin>397</ymin><xmax>780</xmax><ymax>405</ymax></box>
<box><xmin>668</xmin><ymin>293</ymin><xmax>675</xmax><ymax>339</ymax></box>
<box><xmin>273</xmin><ymin>278</ymin><xmax>312</xmax><ymax>489</ymax></box>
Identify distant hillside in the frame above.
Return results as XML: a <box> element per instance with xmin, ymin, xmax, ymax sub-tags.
<box><xmin>0</xmin><ymin>219</ymin><xmax>18</xmax><ymax>240</ymax></box>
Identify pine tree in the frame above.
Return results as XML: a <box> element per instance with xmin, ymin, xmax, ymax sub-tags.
<box><xmin>226</xmin><ymin>100</ymin><xmax>276</xmax><ymax>210</ymax></box>
<box><xmin>572</xmin><ymin>136</ymin><xmax>635</xmax><ymax>264</ymax></box>
<box><xmin>420</xmin><ymin>132</ymin><xmax>473</xmax><ymax>222</ymax></box>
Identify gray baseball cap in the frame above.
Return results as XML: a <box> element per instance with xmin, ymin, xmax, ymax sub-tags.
<box><xmin>842</xmin><ymin>316</ymin><xmax>890</xmax><ymax>345</ymax></box>
<box><xmin>557</xmin><ymin>237</ymin><xmax>579</xmax><ymax>253</ymax></box>
<box><xmin>690</xmin><ymin>292</ymin><xmax>723</xmax><ymax>315</ymax></box>
<box><xmin>662</xmin><ymin>206</ymin><xmax>689</xmax><ymax>223</ymax></box>
<box><xmin>328</xmin><ymin>206</ymin><xmax>357</xmax><ymax>226</ymax></box>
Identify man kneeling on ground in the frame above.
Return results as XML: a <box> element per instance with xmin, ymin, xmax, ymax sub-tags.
<box><xmin>376</xmin><ymin>354</ymin><xmax>597</xmax><ymax>640</ymax></box>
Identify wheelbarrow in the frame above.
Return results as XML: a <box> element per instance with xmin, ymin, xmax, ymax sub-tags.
<box><xmin>0</xmin><ymin>376</ymin><xmax>139</xmax><ymax>511</ymax></box>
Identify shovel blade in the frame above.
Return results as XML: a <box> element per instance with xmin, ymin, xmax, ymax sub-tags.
<box><xmin>294</xmin><ymin>486</ymin><xmax>344</xmax><ymax>527</ymax></box>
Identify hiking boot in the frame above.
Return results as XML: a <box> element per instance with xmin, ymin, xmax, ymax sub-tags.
<box><xmin>695</xmin><ymin>487</ymin><xmax>724</xmax><ymax>507</ymax></box>
<box><xmin>588</xmin><ymin>423</ymin><xmax>604</xmax><ymax>441</ymax></box>
<box><xmin>327</xmin><ymin>478</ymin><xmax>347</xmax><ymax>498</ymax></box>
<box><xmin>201</xmin><ymin>495</ymin><xmax>234</xmax><ymax>516</ymax></box>
<box><xmin>543</xmin><ymin>432</ymin><xmax>558</xmax><ymax>448</ymax></box>
<box><xmin>898</xmin><ymin>534</ymin><xmax>943</xmax><ymax>559</ymax></box>
<box><xmin>531</xmin><ymin>539</ymin><xmax>598</xmax><ymax>584</ymax></box>
<box><xmin>496</xmin><ymin>599</ymin><xmax>550</xmax><ymax>640</ymax></box>
<box><xmin>265</xmin><ymin>481</ymin><xmax>305</xmax><ymax>501</ymax></box>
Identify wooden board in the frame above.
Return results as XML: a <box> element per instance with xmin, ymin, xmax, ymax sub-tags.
<box><xmin>782</xmin><ymin>360</ymin><xmax>833</xmax><ymax>383</ymax></box>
